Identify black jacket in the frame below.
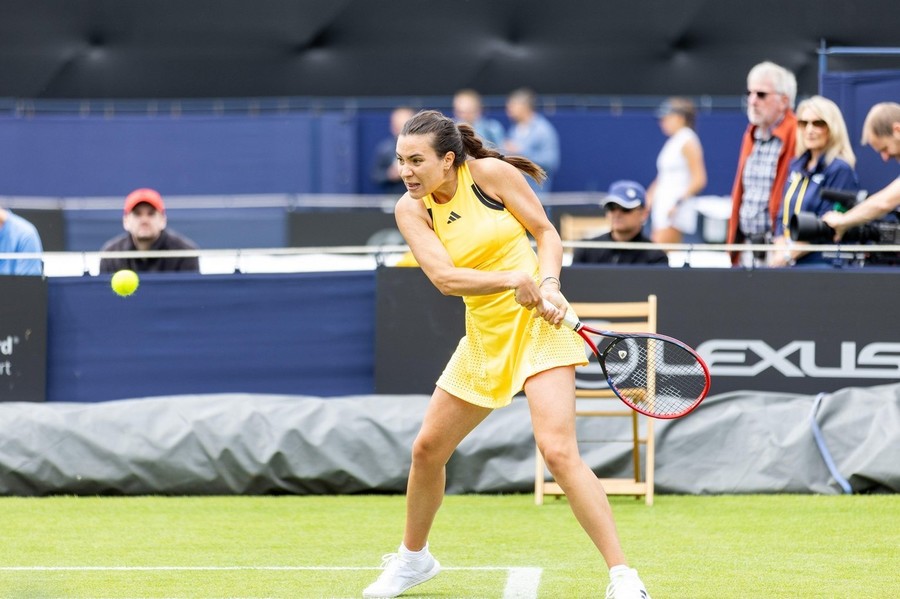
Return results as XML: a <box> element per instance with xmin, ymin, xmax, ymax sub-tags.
<box><xmin>571</xmin><ymin>231</ymin><xmax>669</xmax><ymax>266</ymax></box>
<box><xmin>99</xmin><ymin>228</ymin><xmax>200</xmax><ymax>273</ymax></box>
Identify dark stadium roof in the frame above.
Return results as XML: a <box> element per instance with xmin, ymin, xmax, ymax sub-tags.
<box><xmin>0</xmin><ymin>0</ymin><xmax>896</xmax><ymax>99</ymax></box>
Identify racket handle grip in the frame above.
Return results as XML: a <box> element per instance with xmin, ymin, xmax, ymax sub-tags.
<box><xmin>542</xmin><ymin>299</ymin><xmax>581</xmax><ymax>331</ymax></box>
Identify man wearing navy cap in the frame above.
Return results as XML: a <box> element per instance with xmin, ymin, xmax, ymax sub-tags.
<box><xmin>572</xmin><ymin>180</ymin><xmax>669</xmax><ymax>265</ymax></box>
<box><xmin>99</xmin><ymin>188</ymin><xmax>200</xmax><ymax>273</ymax></box>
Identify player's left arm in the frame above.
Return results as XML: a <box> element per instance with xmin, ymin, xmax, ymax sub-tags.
<box><xmin>471</xmin><ymin>158</ymin><xmax>565</xmax><ymax>323</ymax></box>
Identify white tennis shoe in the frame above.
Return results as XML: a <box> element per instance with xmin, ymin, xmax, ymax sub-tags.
<box><xmin>605</xmin><ymin>567</ymin><xmax>651</xmax><ymax>599</ymax></box>
<box><xmin>362</xmin><ymin>549</ymin><xmax>441</xmax><ymax>598</ymax></box>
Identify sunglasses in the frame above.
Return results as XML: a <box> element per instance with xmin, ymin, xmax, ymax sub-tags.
<box><xmin>746</xmin><ymin>90</ymin><xmax>775</xmax><ymax>100</ymax></box>
<box><xmin>605</xmin><ymin>204</ymin><xmax>638</xmax><ymax>213</ymax></box>
<box><xmin>797</xmin><ymin>119</ymin><xmax>828</xmax><ymax>129</ymax></box>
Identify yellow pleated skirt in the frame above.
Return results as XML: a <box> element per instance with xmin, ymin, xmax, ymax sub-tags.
<box><xmin>437</xmin><ymin>303</ymin><xmax>588</xmax><ymax>409</ymax></box>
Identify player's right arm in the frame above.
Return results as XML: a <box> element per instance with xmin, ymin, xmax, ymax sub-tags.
<box><xmin>394</xmin><ymin>195</ymin><xmax>533</xmax><ymax>298</ymax></box>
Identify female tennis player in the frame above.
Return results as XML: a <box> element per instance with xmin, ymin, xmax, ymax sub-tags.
<box><xmin>363</xmin><ymin>110</ymin><xmax>651</xmax><ymax>599</ymax></box>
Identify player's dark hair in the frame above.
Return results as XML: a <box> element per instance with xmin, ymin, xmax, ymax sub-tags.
<box><xmin>401</xmin><ymin>109</ymin><xmax>546</xmax><ymax>184</ymax></box>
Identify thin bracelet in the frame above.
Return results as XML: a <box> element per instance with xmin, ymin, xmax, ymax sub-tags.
<box><xmin>539</xmin><ymin>276</ymin><xmax>561</xmax><ymax>290</ymax></box>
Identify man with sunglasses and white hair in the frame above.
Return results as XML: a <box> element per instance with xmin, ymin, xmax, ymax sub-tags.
<box><xmin>726</xmin><ymin>61</ymin><xmax>798</xmax><ymax>266</ymax></box>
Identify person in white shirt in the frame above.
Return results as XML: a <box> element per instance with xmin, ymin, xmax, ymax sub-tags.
<box><xmin>645</xmin><ymin>97</ymin><xmax>707</xmax><ymax>245</ymax></box>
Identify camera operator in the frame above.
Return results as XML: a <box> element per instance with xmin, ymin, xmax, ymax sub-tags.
<box><xmin>822</xmin><ymin>102</ymin><xmax>900</xmax><ymax>240</ymax></box>
<box><xmin>790</xmin><ymin>188</ymin><xmax>900</xmax><ymax>247</ymax></box>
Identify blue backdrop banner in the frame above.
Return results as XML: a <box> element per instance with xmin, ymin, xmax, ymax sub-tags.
<box><xmin>46</xmin><ymin>272</ymin><xmax>376</xmax><ymax>402</ymax></box>
<box><xmin>0</xmin><ymin>113</ymin><xmax>330</xmax><ymax>196</ymax></box>
<box><xmin>64</xmin><ymin>207</ymin><xmax>288</xmax><ymax>252</ymax></box>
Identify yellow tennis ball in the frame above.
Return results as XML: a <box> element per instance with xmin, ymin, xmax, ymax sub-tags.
<box><xmin>111</xmin><ymin>269</ymin><xmax>139</xmax><ymax>297</ymax></box>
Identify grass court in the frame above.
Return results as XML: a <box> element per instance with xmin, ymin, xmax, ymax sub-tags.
<box><xmin>1</xmin><ymin>493</ymin><xmax>897</xmax><ymax>598</ymax></box>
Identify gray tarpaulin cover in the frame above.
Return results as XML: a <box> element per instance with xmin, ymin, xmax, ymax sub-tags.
<box><xmin>0</xmin><ymin>385</ymin><xmax>897</xmax><ymax>496</ymax></box>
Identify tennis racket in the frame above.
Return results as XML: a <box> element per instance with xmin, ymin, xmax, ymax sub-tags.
<box><xmin>547</xmin><ymin>301</ymin><xmax>711</xmax><ymax>419</ymax></box>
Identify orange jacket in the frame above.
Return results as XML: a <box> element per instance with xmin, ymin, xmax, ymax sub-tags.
<box><xmin>727</xmin><ymin>110</ymin><xmax>797</xmax><ymax>265</ymax></box>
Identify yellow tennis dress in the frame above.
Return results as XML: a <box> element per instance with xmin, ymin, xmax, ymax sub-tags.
<box><xmin>424</xmin><ymin>162</ymin><xmax>587</xmax><ymax>408</ymax></box>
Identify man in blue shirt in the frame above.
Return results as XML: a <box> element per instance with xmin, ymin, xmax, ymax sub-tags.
<box><xmin>453</xmin><ymin>89</ymin><xmax>505</xmax><ymax>150</ymax></box>
<box><xmin>0</xmin><ymin>207</ymin><xmax>43</xmax><ymax>275</ymax></box>
<box><xmin>504</xmin><ymin>88</ymin><xmax>561</xmax><ymax>204</ymax></box>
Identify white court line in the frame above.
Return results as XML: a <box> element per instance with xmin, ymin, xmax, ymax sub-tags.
<box><xmin>0</xmin><ymin>566</ymin><xmax>543</xmax><ymax>597</ymax></box>
<box><xmin>0</xmin><ymin>566</ymin><xmax>518</xmax><ymax>571</ymax></box>
<box><xmin>0</xmin><ymin>566</ymin><xmax>376</xmax><ymax>571</ymax></box>
<box><xmin>503</xmin><ymin>567</ymin><xmax>542</xmax><ymax>599</ymax></box>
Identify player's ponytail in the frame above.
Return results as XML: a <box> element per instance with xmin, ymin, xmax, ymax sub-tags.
<box><xmin>402</xmin><ymin>109</ymin><xmax>547</xmax><ymax>184</ymax></box>
<box><xmin>457</xmin><ymin>123</ymin><xmax>547</xmax><ymax>184</ymax></box>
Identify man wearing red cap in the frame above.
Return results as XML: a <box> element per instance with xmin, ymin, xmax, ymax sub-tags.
<box><xmin>99</xmin><ymin>188</ymin><xmax>200</xmax><ymax>273</ymax></box>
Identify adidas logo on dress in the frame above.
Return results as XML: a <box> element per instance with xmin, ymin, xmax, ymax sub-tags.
<box><xmin>446</xmin><ymin>211</ymin><xmax>462</xmax><ymax>224</ymax></box>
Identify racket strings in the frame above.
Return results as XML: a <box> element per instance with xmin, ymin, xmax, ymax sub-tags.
<box><xmin>602</xmin><ymin>337</ymin><xmax>707</xmax><ymax>417</ymax></box>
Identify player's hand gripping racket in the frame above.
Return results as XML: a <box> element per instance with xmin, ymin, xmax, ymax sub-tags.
<box><xmin>545</xmin><ymin>301</ymin><xmax>711</xmax><ymax>419</ymax></box>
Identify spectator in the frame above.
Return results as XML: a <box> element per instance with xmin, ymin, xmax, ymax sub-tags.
<box><xmin>770</xmin><ymin>96</ymin><xmax>858</xmax><ymax>267</ymax></box>
<box><xmin>99</xmin><ymin>188</ymin><xmax>200</xmax><ymax>273</ymax></box>
<box><xmin>370</xmin><ymin>106</ymin><xmax>416</xmax><ymax>196</ymax></box>
<box><xmin>504</xmin><ymin>88</ymin><xmax>560</xmax><ymax>201</ymax></box>
<box><xmin>822</xmin><ymin>102</ymin><xmax>900</xmax><ymax>237</ymax></box>
<box><xmin>0</xmin><ymin>207</ymin><xmax>43</xmax><ymax>275</ymax></box>
<box><xmin>572</xmin><ymin>180</ymin><xmax>669</xmax><ymax>266</ymax></box>
<box><xmin>646</xmin><ymin>97</ymin><xmax>707</xmax><ymax>245</ymax></box>
<box><xmin>452</xmin><ymin>88</ymin><xmax>505</xmax><ymax>149</ymax></box>
<box><xmin>726</xmin><ymin>61</ymin><xmax>798</xmax><ymax>266</ymax></box>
